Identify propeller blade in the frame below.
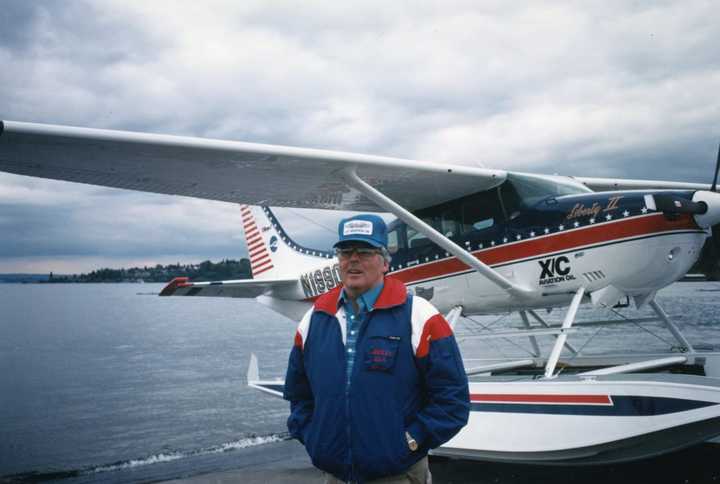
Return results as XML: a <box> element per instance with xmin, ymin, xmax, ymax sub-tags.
<box><xmin>712</xmin><ymin>143</ymin><xmax>720</xmax><ymax>192</ymax></box>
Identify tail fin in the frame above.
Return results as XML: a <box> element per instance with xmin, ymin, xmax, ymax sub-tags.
<box><xmin>239</xmin><ymin>205</ymin><xmax>334</xmax><ymax>279</ymax></box>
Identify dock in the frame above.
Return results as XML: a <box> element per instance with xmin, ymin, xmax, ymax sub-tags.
<box><xmin>161</xmin><ymin>439</ymin><xmax>720</xmax><ymax>484</ymax></box>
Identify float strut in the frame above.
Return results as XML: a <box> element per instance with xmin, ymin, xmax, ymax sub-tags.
<box><xmin>649</xmin><ymin>300</ymin><xmax>695</xmax><ymax>353</ymax></box>
<box><xmin>544</xmin><ymin>287</ymin><xmax>585</xmax><ymax>379</ymax></box>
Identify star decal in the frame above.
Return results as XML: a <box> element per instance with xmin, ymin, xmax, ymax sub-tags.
<box><xmin>589</xmin><ymin>218</ymin><xmax>595</xmax><ymax>224</ymax></box>
<box><xmin>544</xmin><ymin>228</ymin><xmax>550</xmax><ymax>234</ymax></box>
<box><xmin>502</xmin><ymin>237</ymin><xmax>508</xmax><ymax>243</ymax></box>
<box><xmin>559</xmin><ymin>225</ymin><xmax>565</xmax><ymax>231</ymax></box>
<box><xmin>605</xmin><ymin>214</ymin><xmax>612</xmax><ymax>221</ymax></box>
<box><xmin>516</xmin><ymin>234</ymin><xmax>521</xmax><ymax>240</ymax></box>
<box><xmin>491</xmin><ymin>241</ymin><xmax>496</xmax><ymax>246</ymax></box>
<box><xmin>623</xmin><ymin>210</ymin><xmax>630</xmax><ymax>217</ymax></box>
<box><xmin>641</xmin><ymin>207</ymin><xmax>648</xmax><ymax>214</ymax></box>
<box><xmin>530</xmin><ymin>231</ymin><xmax>536</xmax><ymax>237</ymax></box>
<box><xmin>573</xmin><ymin>221</ymin><xmax>580</xmax><ymax>228</ymax></box>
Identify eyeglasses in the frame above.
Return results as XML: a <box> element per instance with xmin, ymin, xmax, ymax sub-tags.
<box><xmin>335</xmin><ymin>247</ymin><xmax>382</xmax><ymax>259</ymax></box>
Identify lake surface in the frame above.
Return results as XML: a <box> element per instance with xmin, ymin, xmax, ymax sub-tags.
<box><xmin>1</xmin><ymin>282</ymin><xmax>719</xmax><ymax>482</ymax></box>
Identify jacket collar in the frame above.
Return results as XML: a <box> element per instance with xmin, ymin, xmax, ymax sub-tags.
<box><xmin>314</xmin><ymin>277</ymin><xmax>407</xmax><ymax>315</ymax></box>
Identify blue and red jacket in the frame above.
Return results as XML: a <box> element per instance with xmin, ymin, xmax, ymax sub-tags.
<box><xmin>283</xmin><ymin>277</ymin><xmax>470</xmax><ymax>482</ymax></box>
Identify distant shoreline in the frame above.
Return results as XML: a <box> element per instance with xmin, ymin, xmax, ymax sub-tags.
<box><xmin>0</xmin><ymin>259</ymin><xmax>251</xmax><ymax>284</ymax></box>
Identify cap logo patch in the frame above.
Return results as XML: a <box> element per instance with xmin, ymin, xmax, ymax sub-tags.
<box><xmin>343</xmin><ymin>220</ymin><xmax>373</xmax><ymax>236</ymax></box>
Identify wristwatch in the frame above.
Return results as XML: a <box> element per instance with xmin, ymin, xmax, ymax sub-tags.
<box><xmin>405</xmin><ymin>431</ymin><xmax>418</xmax><ymax>451</ymax></box>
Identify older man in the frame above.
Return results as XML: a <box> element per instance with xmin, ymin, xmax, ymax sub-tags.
<box><xmin>284</xmin><ymin>214</ymin><xmax>469</xmax><ymax>483</ymax></box>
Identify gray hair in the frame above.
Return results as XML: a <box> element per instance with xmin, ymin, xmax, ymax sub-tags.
<box><xmin>380</xmin><ymin>246</ymin><xmax>392</xmax><ymax>264</ymax></box>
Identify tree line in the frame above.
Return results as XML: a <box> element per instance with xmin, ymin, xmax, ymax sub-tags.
<box><xmin>47</xmin><ymin>259</ymin><xmax>252</xmax><ymax>283</ymax></box>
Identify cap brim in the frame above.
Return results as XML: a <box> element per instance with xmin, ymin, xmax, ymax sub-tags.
<box><xmin>333</xmin><ymin>238</ymin><xmax>384</xmax><ymax>249</ymax></box>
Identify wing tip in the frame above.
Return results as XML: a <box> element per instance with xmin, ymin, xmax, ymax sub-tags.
<box><xmin>159</xmin><ymin>276</ymin><xmax>191</xmax><ymax>296</ymax></box>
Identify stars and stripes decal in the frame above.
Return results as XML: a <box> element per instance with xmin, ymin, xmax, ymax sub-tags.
<box><xmin>240</xmin><ymin>205</ymin><xmax>274</xmax><ymax>277</ymax></box>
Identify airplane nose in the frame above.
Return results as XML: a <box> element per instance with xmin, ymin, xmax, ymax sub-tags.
<box><xmin>692</xmin><ymin>190</ymin><xmax>720</xmax><ymax>227</ymax></box>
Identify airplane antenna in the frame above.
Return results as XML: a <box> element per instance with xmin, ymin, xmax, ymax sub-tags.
<box><xmin>284</xmin><ymin>208</ymin><xmax>337</xmax><ymax>234</ymax></box>
<box><xmin>712</xmin><ymin>142</ymin><xmax>720</xmax><ymax>192</ymax></box>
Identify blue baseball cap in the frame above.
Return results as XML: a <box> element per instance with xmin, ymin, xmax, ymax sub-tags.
<box><xmin>334</xmin><ymin>214</ymin><xmax>388</xmax><ymax>249</ymax></box>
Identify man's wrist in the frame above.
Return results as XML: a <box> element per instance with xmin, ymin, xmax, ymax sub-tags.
<box><xmin>405</xmin><ymin>431</ymin><xmax>418</xmax><ymax>451</ymax></box>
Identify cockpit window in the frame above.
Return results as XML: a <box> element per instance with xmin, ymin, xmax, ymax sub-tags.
<box><xmin>504</xmin><ymin>173</ymin><xmax>591</xmax><ymax>208</ymax></box>
<box><xmin>388</xmin><ymin>174</ymin><xmax>590</xmax><ymax>249</ymax></box>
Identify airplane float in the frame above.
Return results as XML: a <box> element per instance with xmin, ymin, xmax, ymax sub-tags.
<box><xmin>2</xmin><ymin>120</ymin><xmax>720</xmax><ymax>465</ymax></box>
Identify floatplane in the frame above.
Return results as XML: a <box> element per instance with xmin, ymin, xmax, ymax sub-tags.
<box><xmin>2</xmin><ymin>120</ymin><xmax>720</xmax><ymax>465</ymax></box>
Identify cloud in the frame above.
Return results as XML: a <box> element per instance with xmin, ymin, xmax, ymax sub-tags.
<box><xmin>0</xmin><ymin>0</ymin><xmax>719</xmax><ymax>272</ymax></box>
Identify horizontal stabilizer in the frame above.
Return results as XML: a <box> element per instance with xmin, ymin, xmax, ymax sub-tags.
<box><xmin>248</xmin><ymin>381</ymin><xmax>286</xmax><ymax>398</ymax></box>
<box><xmin>159</xmin><ymin>276</ymin><xmax>298</xmax><ymax>298</ymax></box>
<box><xmin>247</xmin><ymin>354</ymin><xmax>285</xmax><ymax>398</ymax></box>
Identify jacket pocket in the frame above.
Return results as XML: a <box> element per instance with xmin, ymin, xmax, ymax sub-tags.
<box><xmin>304</xmin><ymin>397</ymin><xmax>347</xmax><ymax>477</ymax></box>
<box><xmin>363</xmin><ymin>336</ymin><xmax>400</xmax><ymax>372</ymax></box>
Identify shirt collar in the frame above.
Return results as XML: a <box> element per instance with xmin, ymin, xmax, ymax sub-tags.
<box><xmin>340</xmin><ymin>281</ymin><xmax>384</xmax><ymax>314</ymax></box>
<box><xmin>314</xmin><ymin>277</ymin><xmax>407</xmax><ymax>315</ymax></box>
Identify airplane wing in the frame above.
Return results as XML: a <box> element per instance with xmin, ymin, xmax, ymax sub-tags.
<box><xmin>574</xmin><ymin>176</ymin><xmax>710</xmax><ymax>192</ymax></box>
<box><xmin>0</xmin><ymin>120</ymin><xmax>506</xmax><ymax>212</ymax></box>
<box><xmin>159</xmin><ymin>276</ymin><xmax>299</xmax><ymax>298</ymax></box>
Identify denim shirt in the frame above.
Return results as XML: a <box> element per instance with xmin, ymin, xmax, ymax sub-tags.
<box><xmin>339</xmin><ymin>282</ymin><xmax>384</xmax><ymax>388</ymax></box>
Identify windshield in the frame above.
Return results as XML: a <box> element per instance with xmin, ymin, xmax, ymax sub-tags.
<box><xmin>505</xmin><ymin>173</ymin><xmax>591</xmax><ymax>208</ymax></box>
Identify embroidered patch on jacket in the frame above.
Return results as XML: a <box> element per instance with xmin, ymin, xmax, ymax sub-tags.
<box><xmin>364</xmin><ymin>336</ymin><xmax>400</xmax><ymax>371</ymax></box>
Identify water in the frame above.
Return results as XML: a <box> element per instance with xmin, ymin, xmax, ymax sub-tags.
<box><xmin>0</xmin><ymin>284</ymin><xmax>292</xmax><ymax>482</ymax></box>
<box><xmin>1</xmin><ymin>282</ymin><xmax>720</xmax><ymax>482</ymax></box>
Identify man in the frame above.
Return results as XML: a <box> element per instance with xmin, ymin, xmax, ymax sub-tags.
<box><xmin>284</xmin><ymin>214</ymin><xmax>470</xmax><ymax>483</ymax></box>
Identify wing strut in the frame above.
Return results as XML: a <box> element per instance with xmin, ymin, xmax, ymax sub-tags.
<box><xmin>342</xmin><ymin>168</ymin><xmax>533</xmax><ymax>298</ymax></box>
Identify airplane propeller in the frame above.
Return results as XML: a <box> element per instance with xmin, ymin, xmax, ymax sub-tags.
<box><xmin>711</xmin><ymin>142</ymin><xmax>720</xmax><ymax>192</ymax></box>
<box><xmin>652</xmin><ymin>143</ymin><xmax>720</xmax><ymax>228</ymax></box>
<box><xmin>692</xmin><ymin>143</ymin><xmax>720</xmax><ymax>280</ymax></box>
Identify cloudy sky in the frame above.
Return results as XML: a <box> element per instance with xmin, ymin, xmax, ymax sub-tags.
<box><xmin>1</xmin><ymin>0</ymin><xmax>719</xmax><ymax>273</ymax></box>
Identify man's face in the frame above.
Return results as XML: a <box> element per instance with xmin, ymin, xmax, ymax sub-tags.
<box><xmin>336</xmin><ymin>242</ymin><xmax>389</xmax><ymax>298</ymax></box>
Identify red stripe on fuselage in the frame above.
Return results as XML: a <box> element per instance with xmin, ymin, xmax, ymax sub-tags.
<box><xmin>470</xmin><ymin>394</ymin><xmax>612</xmax><ymax>405</ymax></box>
<box><xmin>391</xmin><ymin>214</ymin><xmax>698</xmax><ymax>284</ymax></box>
